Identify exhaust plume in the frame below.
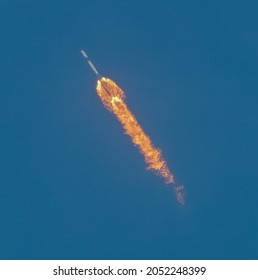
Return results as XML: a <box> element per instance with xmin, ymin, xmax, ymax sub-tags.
<box><xmin>96</xmin><ymin>77</ymin><xmax>184</xmax><ymax>204</ymax></box>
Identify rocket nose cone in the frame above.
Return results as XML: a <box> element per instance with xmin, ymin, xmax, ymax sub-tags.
<box><xmin>80</xmin><ymin>50</ymin><xmax>88</xmax><ymax>59</ymax></box>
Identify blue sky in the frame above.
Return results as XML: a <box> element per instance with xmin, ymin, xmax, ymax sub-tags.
<box><xmin>0</xmin><ymin>1</ymin><xmax>257</xmax><ymax>259</ymax></box>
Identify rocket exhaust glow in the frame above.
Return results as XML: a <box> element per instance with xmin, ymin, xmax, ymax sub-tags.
<box><xmin>81</xmin><ymin>51</ymin><xmax>184</xmax><ymax>204</ymax></box>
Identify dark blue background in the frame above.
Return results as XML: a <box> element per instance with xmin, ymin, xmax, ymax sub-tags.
<box><xmin>0</xmin><ymin>1</ymin><xmax>257</xmax><ymax>259</ymax></box>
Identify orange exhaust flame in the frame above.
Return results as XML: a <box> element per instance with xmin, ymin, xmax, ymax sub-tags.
<box><xmin>96</xmin><ymin>77</ymin><xmax>184</xmax><ymax>204</ymax></box>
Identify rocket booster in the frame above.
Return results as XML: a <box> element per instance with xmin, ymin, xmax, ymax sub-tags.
<box><xmin>81</xmin><ymin>50</ymin><xmax>101</xmax><ymax>78</ymax></box>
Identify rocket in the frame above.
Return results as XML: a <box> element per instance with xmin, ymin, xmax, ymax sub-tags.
<box><xmin>80</xmin><ymin>50</ymin><xmax>101</xmax><ymax>78</ymax></box>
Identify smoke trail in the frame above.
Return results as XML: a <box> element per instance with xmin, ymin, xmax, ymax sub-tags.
<box><xmin>96</xmin><ymin>77</ymin><xmax>184</xmax><ymax>204</ymax></box>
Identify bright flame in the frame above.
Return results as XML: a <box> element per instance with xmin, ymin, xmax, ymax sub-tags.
<box><xmin>96</xmin><ymin>77</ymin><xmax>184</xmax><ymax>204</ymax></box>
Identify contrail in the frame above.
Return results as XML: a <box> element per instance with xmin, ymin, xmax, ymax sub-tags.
<box><xmin>81</xmin><ymin>50</ymin><xmax>184</xmax><ymax>204</ymax></box>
